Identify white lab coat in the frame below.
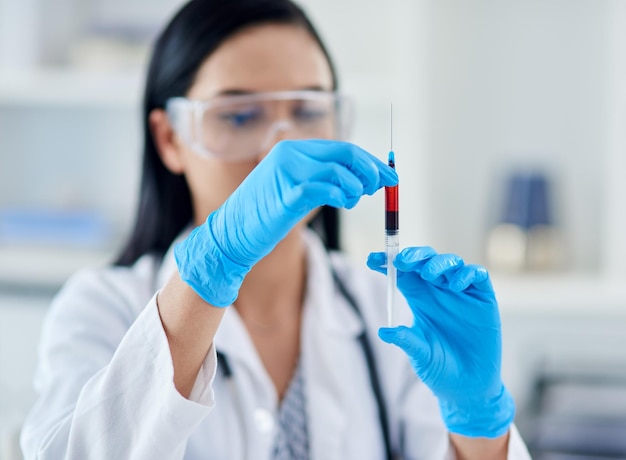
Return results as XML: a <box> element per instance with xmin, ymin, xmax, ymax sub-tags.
<box><xmin>21</xmin><ymin>230</ymin><xmax>531</xmax><ymax>460</ymax></box>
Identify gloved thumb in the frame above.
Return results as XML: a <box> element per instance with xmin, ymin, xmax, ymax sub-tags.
<box><xmin>366</xmin><ymin>252</ymin><xmax>387</xmax><ymax>275</ymax></box>
<box><xmin>378</xmin><ymin>325</ymin><xmax>431</xmax><ymax>369</ymax></box>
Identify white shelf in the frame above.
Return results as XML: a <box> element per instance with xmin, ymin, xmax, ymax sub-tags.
<box><xmin>492</xmin><ymin>272</ymin><xmax>626</xmax><ymax>317</ymax></box>
<box><xmin>0</xmin><ymin>245</ymin><xmax>114</xmax><ymax>290</ymax></box>
<box><xmin>0</xmin><ymin>67</ymin><xmax>143</xmax><ymax>108</ymax></box>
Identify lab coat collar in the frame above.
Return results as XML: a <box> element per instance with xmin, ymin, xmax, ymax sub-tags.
<box><xmin>156</xmin><ymin>226</ymin><xmax>365</xmax><ymax>364</ymax></box>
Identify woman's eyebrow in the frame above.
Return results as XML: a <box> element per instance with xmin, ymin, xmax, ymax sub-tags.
<box><xmin>215</xmin><ymin>85</ymin><xmax>327</xmax><ymax>96</ymax></box>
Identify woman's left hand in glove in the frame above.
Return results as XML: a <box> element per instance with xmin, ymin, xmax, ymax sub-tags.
<box><xmin>367</xmin><ymin>246</ymin><xmax>515</xmax><ymax>438</ymax></box>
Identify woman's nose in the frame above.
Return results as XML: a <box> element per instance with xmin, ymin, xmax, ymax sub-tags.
<box><xmin>259</xmin><ymin>120</ymin><xmax>295</xmax><ymax>157</ymax></box>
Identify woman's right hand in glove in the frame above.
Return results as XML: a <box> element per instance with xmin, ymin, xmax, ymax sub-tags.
<box><xmin>175</xmin><ymin>139</ymin><xmax>398</xmax><ymax>306</ymax></box>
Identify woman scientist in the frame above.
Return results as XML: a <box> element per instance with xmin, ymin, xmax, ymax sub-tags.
<box><xmin>21</xmin><ymin>0</ymin><xmax>530</xmax><ymax>459</ymax></box>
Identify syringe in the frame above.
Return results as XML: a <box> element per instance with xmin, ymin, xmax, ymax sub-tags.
<box><xmin>385</xmin><ymin>106</ymin><xmax>399</xmax><ymax>327</ymax></box>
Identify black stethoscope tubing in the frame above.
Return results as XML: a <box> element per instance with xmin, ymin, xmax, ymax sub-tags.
<box><xmin>216</xmin><ymin>267</ymin><xmax>394</xmax><ymax>460</ymax></box>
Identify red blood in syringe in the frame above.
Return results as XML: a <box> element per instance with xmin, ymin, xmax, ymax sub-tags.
<box><xmin>385</xmin><ymin>152</ymin><xmax>398</xmax><ymax>233</ymax></box>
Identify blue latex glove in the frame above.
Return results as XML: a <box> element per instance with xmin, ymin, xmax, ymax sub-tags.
<box><xmin>176</xmin><ymin>139</ymin><xmax>398</xmax><ymax>306</ymax></box>
<box><xmin>367</xmin><ymin>247</ymin><xmax>515</xmax><ymax>438</ymax></box>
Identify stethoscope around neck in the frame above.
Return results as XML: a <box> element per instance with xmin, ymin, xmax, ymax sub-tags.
<box><xmin>215</xmin><ymin>267</ymin><xmax>394</xmax><ymax>460</ymax></box>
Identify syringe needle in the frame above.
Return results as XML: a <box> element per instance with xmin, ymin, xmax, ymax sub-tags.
<box><xmin>385</xmin><ymin>105</ymin><xmax>399</xmax><ymax>327</ymax></box>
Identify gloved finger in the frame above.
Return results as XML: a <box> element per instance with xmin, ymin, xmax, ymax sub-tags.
<box><xmin>394</xmin><ymin>246</ymin><xmax>438</xmax><ymax>272</ymax></box>
<box><xmin>301</xmin><ymin>140</ymin><xmax>398</xmax><ymax>192</ymax></box>
<box><xmin>448</xmin><ymin>264</ymin><xmax>493</xmax><ymax>293</ymax></box>
<box><xmin>337</xmin><ymin>143</ymin><xmax>395</xmax><ymax>195</ymax></box>
<box><xmin>289</xmin><ymin>182</ymin><xmax>360</xmax><ymax>210</ymax></box>
<box><xmin>378</xmin><ymin>325</ymin><xmax>431</xmax><ymax>369</ymax></box>
<box><xmin>366</xmin><ymin>251</ymin><xmax>388</xmax><ymax>274</ymax></box>
<box><xmin>303</xmin><ymin>159</ymin><xmax>365</xmax><ymax>200</ymax></box>
<box><xmin>345</xmin><ymin>143</ymin><xmax>399</xmax><ymax>193</ymax></box>
<box><xmin>421</xmin><ymin>254</ymin><xmax>465</xmax><ymax>283</ymax></box>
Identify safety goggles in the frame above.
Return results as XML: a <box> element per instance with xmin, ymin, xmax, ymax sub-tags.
<box><xmin>165</xmin><ymin>90</ymin><xmax>353</xmax><ymax>162</ymax></box>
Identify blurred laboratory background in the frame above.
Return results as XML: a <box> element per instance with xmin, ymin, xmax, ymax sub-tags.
<box><xmin>1</xmin><ymin>0</ymin><xmax>626</xmax><ymax>458</ymax></box>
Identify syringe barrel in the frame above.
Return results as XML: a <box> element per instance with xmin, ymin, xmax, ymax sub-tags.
<box><xmin>385</xmin><ymin>232</ymin><xmax>399</xmax><ymax>250</ymax></box>
<box><xmin>385</xmin><ymin>185</ymin><xmax>399</xmax><ymax>232</ymax></box>
<box><xmin>385</xmin><ymin>233</ymin><xmax>399</xmax><ymax>327</ymax></box>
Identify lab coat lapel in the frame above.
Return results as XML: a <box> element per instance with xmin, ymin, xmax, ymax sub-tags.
<box><xmin>213</xmin><ymin>307</ymin><xmax>276</xmax><ymax>395</ymax></box>
<box><xmin>301</xmin><ymin>231</ymin><xmax>365</xmax><ymax>460</ymax></box>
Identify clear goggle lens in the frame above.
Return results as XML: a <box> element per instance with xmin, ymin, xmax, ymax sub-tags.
<box><xmin>166</xmin><ymin>91</ymin><xmax>353</xmax><ymax>161</ymax></box>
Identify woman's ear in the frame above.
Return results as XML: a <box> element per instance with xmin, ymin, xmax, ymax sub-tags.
<box><xmin>149</xmin><ymin>109</ymin><xmax>185</xmax><ymax>174</ymax></box>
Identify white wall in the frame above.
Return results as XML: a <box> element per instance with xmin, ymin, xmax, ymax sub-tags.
<box><xmin>0</xmin><ymin>295</ymin><xmax>49</xmax><ymax>460</ymax></box>
<box><xmin>425</xmin><ymin>0</ymin><xmax>612</xmax><ymax>270</ymax></box>
<box><xmin>602</xmin><ymin>0</ymin><xmax>626</xmax><ymax>277</ymax></box>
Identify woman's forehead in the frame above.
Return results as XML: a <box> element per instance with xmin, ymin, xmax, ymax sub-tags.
<box><xmin>187</xmin><ymin>24</ymin><xmax>333</xmax><ymax>99</ymax></box>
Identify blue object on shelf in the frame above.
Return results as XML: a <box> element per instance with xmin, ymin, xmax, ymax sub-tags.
<box><xmin>0</xmin><ymin>207</ymin><xmax>111</xmax><ymax>248</ymax></box>
<box><xmin>501</xmin><ymin>171</ymin><xmax>552</xmax><ymax>230</ymax></box>
<box><xmin>527</xmin><ymin>173</ymin><xmax>551</xmax><ymax>228</ymax></box>
<box><xmin>502</xmin><ymin>173</ymin><xmax>532</xmax><ymax>228</ymax></box>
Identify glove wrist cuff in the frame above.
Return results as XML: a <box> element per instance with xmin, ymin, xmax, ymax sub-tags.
<box><xmin>174</xmin><ymin>220</ymin><xmax>251</xmax><ymax>307</ymax></box>
<box><xmin>438</xmin><ymin>384</ymin><xmax>516</xmax><ymax>438</ymax></box>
